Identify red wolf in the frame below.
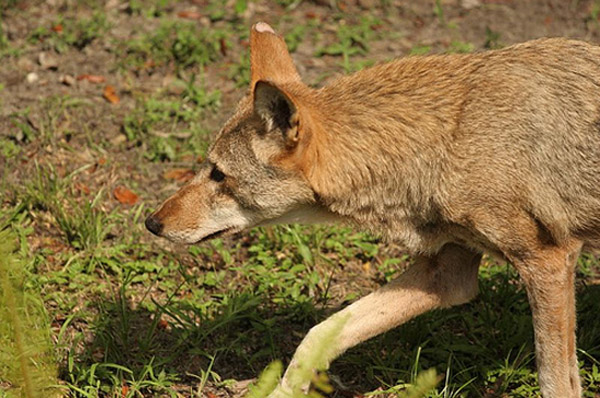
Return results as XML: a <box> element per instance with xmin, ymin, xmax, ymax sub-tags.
<box><xmin>146</xmin><ymin>22</ymin><xmax>600</xmax><ymax>397</ymax></box>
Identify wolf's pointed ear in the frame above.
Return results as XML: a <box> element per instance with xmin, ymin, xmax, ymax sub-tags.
<box><xmin>250</xmin><ymin>22</ymin><xmax>301</xmax><ymax>88</ymax></box>
<box><xmin>254</xmin><ymin>81</ymin><xmax>301</xmax><ymax>147</ymax></box>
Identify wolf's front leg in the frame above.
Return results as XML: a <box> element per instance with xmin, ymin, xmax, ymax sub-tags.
<box><xmin>268</xmin><ymin>243</ymin><xmax>482</xmax><ymax>398</ymax></box>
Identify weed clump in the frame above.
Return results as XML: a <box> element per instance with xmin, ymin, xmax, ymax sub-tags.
<box><xmin>123</xmin><ymin>20</ymin><xmax>228</xmax><ymax>71</ymax></box>
<box><xmin>0</xmin><ymin>228</ymin><xmax>59</xmax><ymax>398</ymax></box>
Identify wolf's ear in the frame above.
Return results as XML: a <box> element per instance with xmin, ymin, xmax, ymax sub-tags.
<box><xmin>250</xmin><ymin>22</ymin><xmax>301</xmax><ymax>88</ymax></box>
<box><xmin>253</xmin><ymin>81</ymin><xmax>300</xmax><ymax>147</ymax></box>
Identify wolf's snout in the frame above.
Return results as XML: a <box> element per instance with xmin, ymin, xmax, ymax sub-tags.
<box><xmin>145</xmin><ymin>214</ymin><xmax>164</xmax><ymax>236</ymax></box>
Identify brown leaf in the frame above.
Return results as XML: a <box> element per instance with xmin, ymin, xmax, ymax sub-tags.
<box><xmin>103</xmin><ymin>85</ymin><xmax>120</xmax><ymax>104</ymax></box>
<box><xmin>113</xmin><ymin>186</ymin><xmax>138</xmax><ymax>205</ymax></box>
<box><xmin>219</xmin><ymin>38</ymin><xmax>227</xmax><ymax>56</ymax></box>
<box><xmin>362</xmin><ymin>262</ymin><xmax>371</xmax><ymax>273</ymax></box>
<box><xmin>142</xmin><ymin>59</ymin><xmax>156</xmax><ymax>69</ymax></box>
<box><xmin>158</xmin><ymin>319</ymin><xmax>169</xmax><ymax>329</ymax></box>
<box><xmin>77</xmin><ymin>74</ymin><xmax>106</xmax><ymax>83</ymax></box>
<box><xmin>163</xmin><ymin>168</ymin><xmax>195</xmax><ymax>183</ymax></box>
<box><xmin>177</xmin><ymin>10</ymin><xmax>202</xmax><ymax>19</ymax></box>
<box><xmin>121</xmin><ymin>384</ymin><xmax>129</xmax><ymax>398</ymax></box>
<box><xmin>74</xmin><ymin>182</ymin><xmax>90</xmax><ymax>195</ymax></box>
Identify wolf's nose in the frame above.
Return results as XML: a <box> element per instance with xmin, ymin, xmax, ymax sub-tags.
<box><xmin>145</xmin><ymin>215</ymin><xmax>163</xmax><ymax>236</ymax></box>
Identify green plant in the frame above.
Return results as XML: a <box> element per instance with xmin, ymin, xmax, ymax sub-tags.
<box><xmin>447</xmin><ymin>40</ymin><xmax>474</xmax><ymax>54</ymax></box>
<box><xmin>284</xmin><ymin>25</ymin><xmax>306</xmax><ymax>53</ymax></box>
<box><xmin>8</xmin><ymin>96</ymin><xmax>86</xmax><ymax>147</ymax></box>
<box><xmin>484</xmin><ymin>27</ymin><xmax>502</xmax><ymax>49</ymax></box>
<box><xmin>19</xmin><ymin>165</ymin><xmax>119</xmax><ymax>273</ymax></box>
<box><xmin>0</xmin><ymin>228</ymin><xmax>59</xmax><ymax>398</ymax></box>
<box><xmin>410</xmin><ymin>45</ymin><xmax>432</xmax><ymax>56</ymax></box>
<box><xmin>122</xmin><ymin>83</ymin><xmax>219</xmax><ymax>161</ymax></box>
<box><xmin>229</xmin><ymin>52</ymin><xmax>251</xmax><ymax>88</ymax></box>
<box><xmin>317</xmin><ymin>17</ymin><xmax>380</xmax><ymax>73</ymax></box>
<box><xmin>434</xmin><ymin>0</ymin><xmax>445</xmax><ymax>25</ymax></box>
<box><xmin>0</xmin><ymin>138</ymin><xmax>21</xmax><ymax>159</ymax></box>
<box><xmin>28</xmin><ymin>12</ymin><xmax>109</xmax><ymax>52</ymax></box>
<box><xmin>122</xmin><ymin>20</ymin><xmax>227</xmax><ymax>71</ymax></box>
<box><xmin>127</xmin><ymin>0</ymin><xmax>173</xmax><ymax>17</ymax></box>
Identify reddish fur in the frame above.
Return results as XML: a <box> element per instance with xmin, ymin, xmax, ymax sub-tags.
<box><xmin>147</xmin><ymin>23</ymin><xmax>600</xmax><ymax>397</ymax></box>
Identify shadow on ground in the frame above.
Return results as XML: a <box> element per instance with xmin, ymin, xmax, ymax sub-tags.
<box><xmin>67</xmin><ymin>269</ymin><xmax>600</xmax><ymax>396</ymax></box>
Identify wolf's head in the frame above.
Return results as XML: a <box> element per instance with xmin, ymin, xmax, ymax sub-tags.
<box><xmin>145</xmin><ymin>23</ymin><xmax>338</xmax><ymax>244</ymax></box>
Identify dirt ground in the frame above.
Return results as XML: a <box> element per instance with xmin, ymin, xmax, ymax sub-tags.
<box><xmin>2</xmin><ymin>0</ymin><xmax>600</xmax><ymax>397</ymax></box>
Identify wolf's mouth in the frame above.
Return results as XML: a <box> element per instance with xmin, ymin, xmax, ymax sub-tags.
<box><xmin>194</xmin><ymin>227</ymin><xmax>237</xmax><ymax>244</ymax></box>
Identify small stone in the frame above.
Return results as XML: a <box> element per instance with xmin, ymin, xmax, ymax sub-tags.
<box><xmin>461</xmin><ymin>0</ymin><xmax>480</xmax><ymax>9</ymax></box>
<box><xmin>110</xmin><ymin>134</ymin><xmax>127</xmax><ymax>145</ymax></box>
<box><xmin>26</xmin><ymin>72</ymin><xmax>39</xmax><ymax>84</ymax></box>
<box><xmin>18</xmin><ymin>58</ymin><xmax>35</xmax><ymax>72</ymax></box>
<box><xmin>105</xmin><ymin>0</ymin><xmax>120</xmax><ymax>9</ymax></box>
<box><xmin>38</xmin><ymin>52</ymin><xmax>59</xmax><ymax>70</ymax></box>
<box><xmin>60</xmin><ymin>74</ymin><xmax>76</xmax><ymax>86</ymax></box>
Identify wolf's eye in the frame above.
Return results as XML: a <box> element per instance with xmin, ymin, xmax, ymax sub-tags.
<box><xmin>209</xmin><ymin>165</ymin><xmax>226</xmax><ymax>182</ymax></box>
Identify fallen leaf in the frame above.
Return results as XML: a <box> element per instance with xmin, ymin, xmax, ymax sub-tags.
<box><xmin>52</xmin><ymin>24</ymin><xmax>63</xmax><ymax>33</ymax></box>
<box><xmin>38</xmin><ymin>52</ymin><xmax>58</xmax><ymax>69</ymax></box>
<box><xmin>142</xmin><ymin>59</ymin><xmax>156</xmax><ymax>69</ymax></box>
<box><xmin>158</xmin><ymin>319</ymin><xmax>169</xmax><ymax>329</ymax></box>
<box><xmin>179</xmin><ymin>154</ymin><xmax>195</xmax><ymax>163</ymax></box>
<box><xmin>60</xmin><ymin>74</ymin><xmax>76</xmax><ymax>86</ymax></box>
<box><xmin>220</xmin><ymin>37</ymin><xmax>227</xmax><ymax>56</ymax></box>
<box><xmin>177</xmin><ymin>10</ymin><xmax>202</xmax><ymax>19</ymax></box>
<box><xmin>206</xmin><ymin>392</ymin><xmax>217</xmax><ymax>398</ymax></box>
<box><xmin>113</xmin><ymin>186</ymin><xmax>138</xmax><ymax>205</ymax></box>
<box><xmin>163</xmin><ymin>168</ymin><xmax>195</xmax><ymax>182</ymax></box>
<box><xmin>121</xmin><ymin>383</ymin><xmax>129</xmax><ymax>398</ymax></box>
<box><xmin>74</xmin><ymin>182</ymin><xmax>90</xmax><ymax>195</ymax></box>
<box><xmin>103</xmin><ymin>85</ymin><xmax>120</xmax><ymax>104</ymax></box>
<box><xmin>362</xmin><ymin>262</ymin><xmax>371</xmax><ymax>273</ymax></box>
<box><xmin>77</xmin><ymin>74</ymin><xmax>106</xmax><ymax>83</ymax></box>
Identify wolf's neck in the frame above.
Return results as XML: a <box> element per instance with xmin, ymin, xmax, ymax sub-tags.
<box><xmin>301</xmin><ymin>58</ymin><xmax>473</xmax><ymax>244</ymax></box>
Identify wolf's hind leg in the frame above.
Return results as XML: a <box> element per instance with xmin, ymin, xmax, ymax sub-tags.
<box><xmin>512</xmin><ymin>240</ymin><xmax>582</xmax><ymax>398</ymax></box>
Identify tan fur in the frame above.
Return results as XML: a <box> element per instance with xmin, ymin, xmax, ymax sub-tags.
<box><xmin>146</xmin><ymin>23</ymin><xmax>600</xmax><ymax>397</ymax></box>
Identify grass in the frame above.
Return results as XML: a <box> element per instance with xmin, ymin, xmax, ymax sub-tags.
<box><xmin>316</xmin><ymin>16</ymin><xmax>381</xmax><ymax>73</ymax></box>
<box><xmin>28</xmin><ymin>11</ymin><xmax>109</xmax><ymax>53</ymax></box>
<box><xmin>119</xmin><ymin>20</ymin><xmax>228</xmax><ymax>71</ymax></box>
<box><xmin>0</xmin><ymin>229</ymin><xmax>60</xmax><ymax>398</ymax></box>
<box><xmin>123</xmin><ymin>77</ymin><xmax>220</xmax><ymax>161</ymax></box>
<box><xmin>1</xmin><ymin>2</ymin><xmax>600</xmax><ymax>398</ymax></box>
